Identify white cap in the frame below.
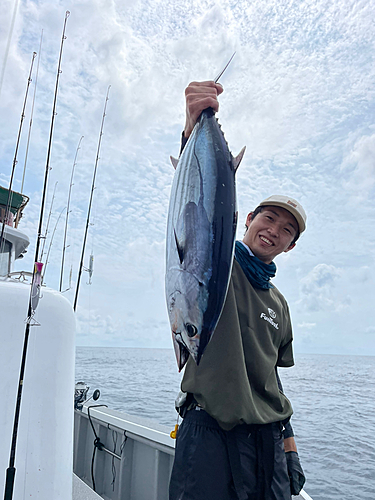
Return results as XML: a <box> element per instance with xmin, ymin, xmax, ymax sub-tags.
<box><xmin>259</xmin><ymin>195</ymin><xmax>307</xmax><ymax>233</ymax></box>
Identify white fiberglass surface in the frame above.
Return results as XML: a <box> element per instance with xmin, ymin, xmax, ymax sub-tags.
<box><xmin>0</xmin><ymin>240</ymin><xmax>11</xmax><ymax>276</ymax></box>
<box><xmin>1</xmin><ymin>281</ymin><xmax>76</xmax><ymax>500</ymax></box>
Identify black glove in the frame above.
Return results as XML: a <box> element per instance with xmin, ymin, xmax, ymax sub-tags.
<box><xmin>285</xmin><ymin>451</ymin><xmax>306</xmax><ymax>496</ymax></box>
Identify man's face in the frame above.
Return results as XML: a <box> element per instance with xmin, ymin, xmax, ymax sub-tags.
<box><xmin>242</xmin><ymin>206</ymin><xmax>298</xmax><ymax>264</ymax></box>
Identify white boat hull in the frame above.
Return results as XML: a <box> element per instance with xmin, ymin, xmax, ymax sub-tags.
<box><xmin>0</xmin><ymin>278</ymin><xmax>76</xmax><ymax>499</ymax></box>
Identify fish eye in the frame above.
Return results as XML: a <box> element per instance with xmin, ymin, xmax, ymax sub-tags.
<box><xmin>185</xmin><ymin>323</ymin><xmax>198</xmax><ymax>338</ymax></box>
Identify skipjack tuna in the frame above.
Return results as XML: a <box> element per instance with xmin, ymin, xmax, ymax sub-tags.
<box><xmin>165</xmin><ymin>107</ymin><xmax>245</xmax><ymax>371</ymax></box>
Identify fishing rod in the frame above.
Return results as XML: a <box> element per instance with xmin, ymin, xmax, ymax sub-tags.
<box><xmin>73</xmin><ymin>85</ymin><xmax>111</xmax><ymax>311</ymax></box>
<box><xmin>0</xmin><ymin>51</ymin><xmax>37</xmax><ymax>255</ymax></box>
<box><xmin>214</xmin><ymin>51</ymin><xmax>236</xmax><ymax>83</ymax></box>
<box><xmin>43</xmin><ymin>206</ymin><xmax>66</xmax><ymax>284</ymax></box>
<box><xmin>0</xmin><ymin>0</ymin><xmax>20</xmax><ymax>99</ymax></box>
<box><xmin>3</xmin><ymin>11</ymin><xmax>70</xmax><ymax>500</ymax></box>
<box><xmin>59</xmin><ymin>135</ymin><xmax>84</xmax><ymax>292</ymax></box>
<box><xmin>21</xmin><ymin>30</ymin><xmax>43</xmax><ymax>194</ymax></box>
<box><xmin>40</xmin><ymin>180</ymin><xmax>58</xmax><ymax>262</ymax></box>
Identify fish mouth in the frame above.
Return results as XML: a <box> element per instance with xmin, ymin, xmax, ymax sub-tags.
<box><xmin>173</xmin><ymin>329</ymin><xmax>197</xmax><ymax>356</ymax></box>
<box><xmin>172</xmin><ymin>329</ymin><xmax>183</xmax><ymax>342</ymax></box>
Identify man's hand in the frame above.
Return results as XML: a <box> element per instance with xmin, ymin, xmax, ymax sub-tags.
<box><xmin>184</xmin><ymin>81</ymin><xmax>224</xmax><ymax>139</ymax></box>
<box><xmin>286</xmin><ymin>451</ymin><xmax>306</xmax><ymax>496</ymax></box>
<box><xmin>284</xmin><ymin>437</ymin><xmax>305</xmax><ymax>495</ymax></box>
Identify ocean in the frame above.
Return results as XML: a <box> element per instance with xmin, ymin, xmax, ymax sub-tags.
<box><xmin>75</xmin><ymin>347</ymin><xmax>375</xmax><ymax>500</ymax></box>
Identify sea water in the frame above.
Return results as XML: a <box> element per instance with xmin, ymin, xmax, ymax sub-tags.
<box><xmin>75</xmin><ymin>347</ymin><xmax>375</xmax><ymax>500</ymax></box>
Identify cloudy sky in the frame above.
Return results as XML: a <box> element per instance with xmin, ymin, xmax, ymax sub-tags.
<box><xmin>1</xmin><ymin>0</ymin><xmax>374</xmax><ymax>357</ymax></box>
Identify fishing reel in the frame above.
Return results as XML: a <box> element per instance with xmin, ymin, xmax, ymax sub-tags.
<box><xmin>74</xmin><ymin>381</ymin><xmax>100</xmax><ymax>410</ymax></box>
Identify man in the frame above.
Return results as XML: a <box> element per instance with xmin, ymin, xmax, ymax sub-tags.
<box><xmin>169</xmin><ymin>81</ymin><xmax>306</xmax><ymax>500</ymax></box>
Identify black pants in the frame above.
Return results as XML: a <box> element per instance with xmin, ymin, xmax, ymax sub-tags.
<box><xmin>169</xmin><ymin>409</ymin><xmax>291</xmax><ymax>500</ymax></box>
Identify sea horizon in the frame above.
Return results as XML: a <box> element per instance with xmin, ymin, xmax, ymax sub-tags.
<box><xmin>75</xmin><ymin>344</ymin><xmax>375</xmax><ymax>358</ymax></box>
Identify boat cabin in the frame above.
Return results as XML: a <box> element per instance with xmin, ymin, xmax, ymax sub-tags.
<box><xmin>0</xmin><ymin>186</ymin><xmax>30</xmax><ymax>276</ymax></box>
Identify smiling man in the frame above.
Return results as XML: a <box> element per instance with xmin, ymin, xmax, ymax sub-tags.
<box><xmin>169</xmin><ymin>81</ymin><xmax>306</xmax><ymax>500</ymax></box>
<box><xmin>244</xmin><ymin>198</ymin><xmax>304</xmax><ymax>263</ymax></box>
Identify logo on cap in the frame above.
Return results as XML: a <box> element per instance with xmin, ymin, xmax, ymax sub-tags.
<box><xmin>287</xmin><ymin>200</ymin><xmax>297</xmax><ymax>208</ymax></box>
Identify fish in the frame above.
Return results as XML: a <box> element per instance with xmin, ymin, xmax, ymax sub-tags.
<box><xmin>165</xmin><ymin>107</ymin><xmax>245</xmax><ymax>371</ymax></box>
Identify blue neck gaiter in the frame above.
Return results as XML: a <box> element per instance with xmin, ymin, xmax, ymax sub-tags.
<box><xmin>234</xmin><ymin>241</ymin><xmax>276</xmax><ymax>289</ymax></box>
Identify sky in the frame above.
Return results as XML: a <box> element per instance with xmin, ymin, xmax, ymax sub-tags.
<box><xmin>0</xmin><ymin>0</ymin><xmax>374</xmax><ymax>357</ymax></box>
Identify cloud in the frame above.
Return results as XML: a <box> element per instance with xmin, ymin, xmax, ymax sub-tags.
<box><xmin>298</xmin><ymin>263</ymin><xmax>345</xmax><ymax>312</ymax></box>
<box><xmin>355</xmin><ymin>266</ymin><xmax>372</xmax><ymax>284</ymax></box>
<box><xmin>75</xmin><ymin>303</ymin><xmax>171</xmax><ymax>347</ymax></box>
<box><xmin>341</xmin><ymin>133</ymin><xmax>375</xmax><ymax>200</ymax></box>
<box><xmin>294</xmin><ymin>322</ymin><xmax>317</xmax><ymax>347</ymax></box>
<box><xmin>297</xmin><ymin>322</ymin><xmax>316</xmax><ymax>329</ymax></box>
<box><xmin>1</xmin><ymin>0</ymin><xmax>375</xmax><ymax>355</ymax></box>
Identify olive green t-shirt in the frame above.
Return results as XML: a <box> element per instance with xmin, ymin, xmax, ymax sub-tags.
<box><xmin>181</xmin><ymin>259</ymin><xmax>294</xmax><ymax>430</ymax></box>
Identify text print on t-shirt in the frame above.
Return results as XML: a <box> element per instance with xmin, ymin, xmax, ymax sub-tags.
<box><xmin>260</xmin><ymin>308</ymin><xmax>279</xmax><ymax>330</ymax></box>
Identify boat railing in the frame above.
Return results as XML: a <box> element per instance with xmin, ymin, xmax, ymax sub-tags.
<box><xmin>74</xmin><ymin>405</ymin><xmax>312</xmax><ymax>500</ymax></box>
<box><xmin>7</xmin><ymin>270</ymin><xmax>33</xmax><ymax>280</ymax></box>
<box><xmin>74</xmin><ymin>404</ymin><xmax>175</xmax><ymax>500</ymax></box>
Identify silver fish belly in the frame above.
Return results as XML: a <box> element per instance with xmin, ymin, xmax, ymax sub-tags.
<box><xmin>166</xmin><ymin>108</ymin><xmax>244</xmax><ymax>371</ymax></box>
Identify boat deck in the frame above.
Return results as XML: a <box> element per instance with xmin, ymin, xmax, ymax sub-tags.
<box><xmin>73</xmin><ymin>474</ymin><xmax>103</xmax><ymax>500</ymax></box>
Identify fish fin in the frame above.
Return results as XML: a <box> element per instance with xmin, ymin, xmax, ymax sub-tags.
<box><xmin>174</xmin><ymin>229</ymin><xmax>184</xmax><ymax>264</ymax></box>
<box><xmin>232</xmin><ymin>146</ymin><xmax>246</xmax><ymax>172</ymax></box>
<box><xmin>170</xmin><ymin>156</ymin><xmax>179</xmax><ymax>170</ymax></box>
